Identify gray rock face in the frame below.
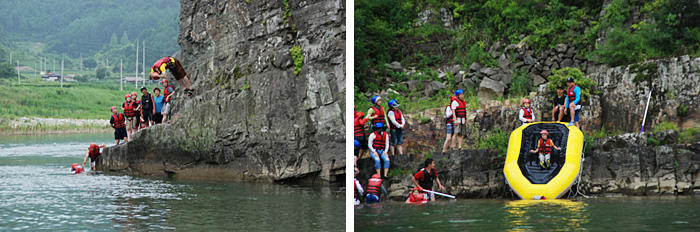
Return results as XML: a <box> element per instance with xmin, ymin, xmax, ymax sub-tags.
<box><xmin>477</xmin><ymin>77</ymin><xmax>505</xmax><ymax>101</ymax></box>
<box><xmin>532</xmin><ymin>74</ymin><xmax>546</xmax><ymax>86</ymax></box>
<box><xmin>470</xmin><ymin>62</ymin><xmax>482</xmax><ymax>72</ymax></box>
<box><xmin>386</xmin><ymin>61</ymin><xmax>403</xmax><ymax>72</ymax></box>
<box><xmin>479</xmin><ymin>67</ymin><xmax>498</xmax><ymax>76</ymax></box>
<box><xmin>555</xmin><ymin>44</ymin><xmax>568</xmax><ymax>53</ymax></box>
<box><xmin>424</xmin><ymin>81</ymin><xmax>447</xmax><ymax>96</ymax></box>
<box><xmin>102</xmin><ymin>0</ymin><xmax>345</xmax><ymax>183</ymax></box>
<box><xmin>560</xmin><ymin>58</ymin><xmax>574</xmax><ymax>68</ymax></box>
<box><xmin>454</xmin><ymin>71</ymin><xmax>465</xmax><ymax>83</ymax></box>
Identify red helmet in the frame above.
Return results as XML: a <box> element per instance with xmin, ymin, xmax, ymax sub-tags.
<box><xmin>371</xmin><ymin>174</ymin><xmax>381</xmax><ymax>179</ymax></box>
<box><xmin>540</xmin><ymin>130</ymin><xmax>549</xmax><ymax>135</ymax></box>
<box><xmin>90</xmin><ymin>143</ymin><xmax>98</xmax><ymax>150</ymax></box>
<box><xmin>161</xmin><ymin>79</ymin><xmax>168</xmax><ymax>84</ymax></box>
<box><xmin>110</xmin><ymin>106</ymin><xmax>117</xmax><ymax>111</ymax></box>
<box><xmin>125</xmin><ymin>94</ymin><xmax>131</xmax><ymax>99</ymax></box>
<box><xmin>355</xmin><ymin>111</ymin><xmax>364</xmax><ymax>118</ymax></box>
<box><xmin>522</xmin><ymin>98</ymin><xmax>530</xmax><ymax>104</ymax></box>
<box><xmin>131</xmin><ymin>92</ymin><xmax>137</xmax><ymax>96</ymax></box>
<box><xmin>450</xmin><ymin>95</ymin><xmax>458</xmax><ymax>101</ymax></box>
<box><xmin>72</xmin><ymin>163</ymin><xmax>79</xmax><ymax>168</ymax></box>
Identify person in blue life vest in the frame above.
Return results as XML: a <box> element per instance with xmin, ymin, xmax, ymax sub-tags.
<box><xmin>519</xmin><ymin>98</ymin><xmax>535</xmax><ymax>125</ymax></box>
<box><xmin>387</xmin><ymin>99</ymin><xmax>405</xmax><ymax>156</ymax></box>
<box><xmin>563</xmin><ymin>77</ymin><xmax>582</xmax><ymax>129</ymax></box>
<box><xmin>529</xmin><ymin>130</ymin><xmax>562</xmax><ymax>169</ymax></box>
<box><xmin>368</xmin><ymin>122</ymin><xmax>390</xmax><ymax>177</ymax></box>
<box><xmin>365</xmin><ymin>174</ymin><xmax>389</xmax><ymax>204</ymax></box>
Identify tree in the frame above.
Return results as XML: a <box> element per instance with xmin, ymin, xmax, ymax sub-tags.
<box><xmin>0</xmin><ymin>63</ymin><xmax>13</xmax><ymax>79</ymax></box>
<box><xmin>83</xmin><ymin>58</ymin><xmax>97</xmax><ymax>69</ymax></box>
<box><xmin>95</xmin><ymin>67</ymin><xmax>109</xmax><ymax>79</ymax></box>
<box><xmin>120</xmin><ymin>31</ymin><xmax>130</xmax><ymax>45</ymax></box>
<box><xmin>110</xmin><ymin>32</ymin><xmax>118</xmax><ymax>48</ymax></box>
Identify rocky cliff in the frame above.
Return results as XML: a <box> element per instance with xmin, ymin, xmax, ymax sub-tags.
<box><xmin>357</xmin><ymin>130</ymin><xmax>700</xmax><ymax>199</ymax></box>
<box><xmin>101</xmin><ymin>0</ymin><xmax>345</xmax><ymax>183</ymax></box>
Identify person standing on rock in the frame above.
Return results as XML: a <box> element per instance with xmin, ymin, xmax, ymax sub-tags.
<box><xmin>387</xmin><ymin>99</ymin><xmax>405</xmax><ymax>156</ymax></box>
<box><xmin>149</xmin><ymin>56</ymin><xmax>195</xmax><ymax>96</ymax></box>
<box><xmin>519</xmin><ymin>98</ymin><xmax>534</xmax><ymax>125</ymax></box>
<box><xmin>552</xmin><ymin>85</ymin><xmax>567</xmax><ymax>122</ymax></box>
<box><xmin>564</xmin><ymin>77</ymin><xmax>582</xmax><ymax>129</ymax></box>
<box><xmin>82</xmin><ymin>143</ymin><xmax>106</xmax><ymax>171</ymax></box>
<box><xmin>161</xmin><ymin>79</ymin><xmax>175</xmax><ymax>123</ymax></box>
<box><xmin>140</xmin><ymin>87</ymin><xmax>156</xmax><ymax>127</ymax></box>
<box><xmin>110</xmin><ymin>106</ymin><xmax>127</xmax><ymax>145</ymax></box>
<box><xmin>412</xmin><ymin>158</ymin><xmax>445</xmax><ymax>202</ymax></box>
<box><xmin>368</xmin><ymin>122</ymin><xmax>390</xmax><ymax>177</ymax></box>
<box><xmin>153</xmin><ymin>87</ymin><xmax>164</xmax><ymax>124</ymax></box>
<box><xmin>122</xmin><ymin>94</ymin><xmax>139</xmax><ymax>140</ymax></box>
<box><xmin>354</xmin><ymin>111</ymin><xmax>370</xmax><ymax>159</ymax></box>
<box><xmin>365</xmin><ymin>173</ymin><xmax>389</xmax><ymax>204</ymax></box>
<box><xmin>366</xmin><ymin>95</ymin><xmax>389</xmax><ymax>134</ymax></box>
<box><xmin>450</xmin><ymin>89</ymin><xmax>467</xmax><ymax>150</ymax></box>
<box><xmin>131</xmin><ymin>92</ymin><xmax>142</xmax><ymax>131</ymax></box>
<box><xmin>443</xmin><ymin>95</ymin><xmax>457</xmax><ymax>152</ymax></box>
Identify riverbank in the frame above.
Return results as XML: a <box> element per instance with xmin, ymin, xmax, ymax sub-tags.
<box><xmin>0</xmin><ymin>117</ymin><xmax>110</xmax><ymax>135</ymax></box>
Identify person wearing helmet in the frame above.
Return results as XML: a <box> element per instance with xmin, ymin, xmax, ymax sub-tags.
<box><xmin>443</xmin><ymin>95</ymin><xmax>458</xmax><ymax>152</ymax></box>
<box><xmin>552</xmin><ymin>85</ymin><xmax>567</xmax><ymax>122</ymax></box>
<box><xmin>71</xmin><ymin>163</ymin><xmax>85</xmax><ymax>174</ymax></box>
<box><xmin>131</xmin><ymin>92</ymin><xmax>142</xmax><ymax>131</ymax></box>
<box><xmin>365</xmin><ymin>173</ymin><xmax>389</xmax><ymax>204</ymax></box>
<box><xmin>82</xmin><ymin>143</ymin><xmax>106</xmax><ymax>171</ymax></box>
<box><xmin>450</xmin><ymin>89</ymin><xmax>467</xmax><ymax>150</ymax></box>
<box><xmin>529</xmin><ymin>130</ymin><xmax>562</xmax><ymax>169</ymax></box>
<box><xmin>387</xmin><ymin>99</ymin><xmax>405</xmax><ymax>156</ymax></box>
<box><xmin>140</xmin><ymin>87</ymin><xmax>156</xmax><ymax>127</ymax></box>
<box><xmin>122</xmin><ymin>94</ymin><xmax>139</xmax><ymax>141</ymax></box>
<box><xmin>406</xmin><ymin>186</ymin><xmax>427</xmax><ymax>204</ymax></box>
<box><xmin>366</xmin><ymin>95</ymin><xmax>389</xmax><ymax>134</ymax></box>
<box><xmin>563</xmin><ymin>77</ymin><xmax>582</xmax><ymax>128</ymax></box>
<box><xmin>161</xmin><ymin>79</ymin><xmax>175</xmax><ymax>123</ymax></box>
<box><xmin>153</xmin><ymin>87</ymin><xmax>164</xmax><ymax>124</ymax></box>
<box><xmin>149</xmin><ymin>56</ymin><xmax>195</xmax><ymax>96</ymax></box>
<box><xmin>110</xmin><ymin>106</ymin><xmax>127</xmax><ymax>145</ymax></box>
<box><xmin>354</xmin><ymin>111</ymin><xmax>370</xmax><ymax>160</ymax></box>
<box><xmin>368</xmin><ymin>122</ymin><xmax>390</xmax><ymax>177</ymax></box>
<box><xmin>519</xmin><ymin>98</ymin><xmax>535</xmax><ymax>125</ymax></box>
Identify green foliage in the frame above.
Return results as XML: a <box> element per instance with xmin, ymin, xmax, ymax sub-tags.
<box><xmin>82</xmin><ymin>59</ymin><xmax>97</xmax><ymax>69</ymax></box>
<box><xmin>283</xmin><ymin>0</ymin><xmax>292</xmax><ymax>22</ymax></box>
<box><xmin>647</xmin><ymin>137</ymin><xmax>661</xmax><ymax>146</ymax></box>
<box><xmin>419</xmin><ymin>117</ymin><xmax>431</xmax><ymax>124</ymax></box>
<box><xmin>0</xmin><ymin>63</ymin><xmax>14</xmax><ymax>79</ymax></box>
<box><xmin>290</xmin><ymin>45</ymin><xmax>304</xmax><ymax>75</ymax></box>
<box><xmin>677</xmin><ymin>104</ymin><xmax>688</xmax><ymax>117</ymax></box>
<box><xmin>95</xmin><ymin>67</ymin><xmax>109</xmax><ymax>79</ymax></box>
<box><xmin>387</xmin><ymin>168</ymin><xmax>412</xmax><ymax>177</ymax></box>
<box><xmin>653</xmin><ymin>121</ymin><xmax>678</xmax><ymax>133</ymax></box>
<box><xmin>630</xmin><ymin>63</ymin><xmax>659</xmax><ymax>83</ymax></box>
<box><xmin>461</xmin><ymin>43</ymin><xmax>497</xmax><ymax>68</ymax></box>
<box><xmin>478</xmin><ymin>128</ymin><xmax>509</xmax><ymax>158</ymax></box>
<box><xmin>547</xmin><ymin>67</ymin><xmax>596</xmax><ymax>102</ymax></box>
<box><xmin>508</xmin><ymin>68</ymin><xmax>532</xmax><ymax>98</ymax></box>
<box><xmin>678</xmin><ymin>127</ymin><xmax>700</xmax><ymax>144</ymax></box>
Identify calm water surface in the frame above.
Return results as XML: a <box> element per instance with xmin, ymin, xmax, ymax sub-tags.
<box><xmin>0</xmin><ymin>133</ymin><xmax>344</xmax><ymax>231</ymax></box>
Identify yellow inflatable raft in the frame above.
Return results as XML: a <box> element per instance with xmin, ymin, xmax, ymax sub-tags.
<box><xmin>503</xmin><ymin>122</ymin><xmax>584</xmax><ymax>199</ymax></box>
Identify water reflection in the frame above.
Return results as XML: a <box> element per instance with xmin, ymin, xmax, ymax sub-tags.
<box><xmin>505</xmin><ymin>199</ymin><xmax>588</xmax><ymax>231</ymax></box>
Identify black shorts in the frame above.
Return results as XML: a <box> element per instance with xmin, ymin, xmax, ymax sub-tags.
<box><xmin>169</xmin><ymin>58</ymin><xmax>187</xmax><ymax>81</ymax></box>
<box><xmin>142</xmin><ymin>109</ymin><xmax>153</xmax><ymax>123</ymax></box>
<box><xmin>154</xmin><ymin>113</ymin><xmax>163</xmax><ymax>124</ymax></box>
<box><xmin>114</xmin><ymin>127</ymin><xmax>127</xmax><ymax>140</ymax></box>
<box><xmin>354</xmin><ymin>136</ymin><xmax>368</xmax><ymax>150</ymax></box>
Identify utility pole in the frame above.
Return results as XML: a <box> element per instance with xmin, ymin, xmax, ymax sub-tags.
<box><xmin>35</xmin><ymin>62</ymin><xmax>37</xmax><ymax>78</ymax></box>
<box><xmin>44</xmin><ymin>56</ymin><xmax>46</xmax><ymax>73</ymax></box>
<box><xmin>9</xmin><ymin>52</ymin><xmax>12</xmax><ymax>64</ymax></box>
<box><xmin>80</xmin><ymin>53</ymin><xmax>83</xmax><ymax>71</ymax></box>
<box><xmin>120</xmin><ymin>59</ymin><xmax>123</xmax><ymax>91</ymax></box>
<box><xmin>135</xmin><ymin>40</ymin><xmax>139</xmax><ymax>89</ymax></box>
<box><xmin>16</xmin><ymin>61</ymin><xmax>20</xmax><ymax>85</ymax></box>
<box><xmin>61</xmin><ymin>54</ymin><xmax>64</xmax><ymax>88</ymax></box>
<box><xmin>142</xmin><ymin>40</ymin><xmax>145</xmax><ymax>86</ymax></box>
<box><xmin>53</xmin><ymin>58</ymin><xmax>56</xmax><ymax>73</ymax></box>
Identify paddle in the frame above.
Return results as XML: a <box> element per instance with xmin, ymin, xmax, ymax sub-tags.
<box><xmin>406</xmin><ymin>186</ymin><xmax>456</xmax><ymax>199</ymax></box>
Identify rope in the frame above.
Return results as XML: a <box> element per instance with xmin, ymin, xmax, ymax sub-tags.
<box><xmin>571</xmin><ymin>140</ymin><xmax>592</xmax><ymax>198</ymax></box>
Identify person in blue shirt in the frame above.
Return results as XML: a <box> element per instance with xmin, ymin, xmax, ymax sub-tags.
<box><xmin>153</xmin><ymin>87</ymin><xmax>165</xmax><ymax>125</ymax></box>
<box><xmin>563</xmin><ymin>77</ymin><xmax>582</xmax><ymax>129</ymax></box>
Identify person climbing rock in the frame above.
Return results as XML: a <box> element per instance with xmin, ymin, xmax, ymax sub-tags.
<box><xmin>411</xmin><ymin>158</ymin><xmax>445</xmax><ymax>201</ymax></box>
<box><xmin>519</xmin><ymin>98</ymin><xmax>534</xmax><ymax>125</ymax></box>
<box><xmin>354</xmin><ymin>111</ymin><xmax>369</xmax><ymax>159</ymax></box>
<box><xmin>564</xmin><ymin>77</ymin><xmax>582</xmax><ymax>129</ymax></box>
<box><xmin>443</xmin><ymin>95</ymin><xmax>457</xmax><ymax>152</ymax></box>
<box><xmin>82</xmin><ymin>143</ymin><xmax>106</xmax><ymax>171</ymax></box>
<box><xmin>387</xmin><ymin>99</ymin><xmax>405</xmax><ymax>156</ymax></box>
<box><xmin>366</xmin><ymin>95</ymin><xmax>389</xmax><ymax>134</ymax></box>
<box><xmin>122</xmin><ymin>94</ymin><xmax>138</xmax><ymax>141</ymax></box>
<box><xmin>405</xmin><ymin>187</ymin><xmax>427</xmax><ymax>204</ymax></box>
<box><xmin>368</xmin><ymin>122</ymin><xmax>390</xmax><ymax>177</ymax></box>
<box><xmin>131</xmin><ymin>92</ymin><xmax>142</xmax><ymax>131</ymax></box>
<box><xmin>354</xmin><ymin>168</ymin><xmax>364</xmax><ymax>206</ymax></box>
<box><xmin>71</xmin><ymin>163</ymin><xmax>85</xmax><ymax>174</ymax></box>
<box><xmin>153</xmin><ymin>87</ymin><xmax>164</xmax><ymax>124</ymax></box>
<box><xmin>552</xmin><ymin>85</ymin><xmax>567</xmax><ymax>122</ymax></box>
<box><xmin>140</xmin><ymin>87</ymin><xmax>156</xmax><ymax>127</ymax></box>
<box><xmin>530</xmin><ymin>130</ymin><xmax>562</xmax><ymax>169</ymax></box>
<box><xmin>450</xmin><ymin>89</ymin><xmax>467</xmax><ymax>150</ymax></box>
<box><xmin>365</xmin><ymin>174</ymin><xmax>389</xmax><ymax>204</ymax></box>
<box><xmin>149</xmin><ymin>56</ymin><xmax>194</xmax><ymax>96</ymax></box>
<box><xmin>161</xmin><ymin>79</ymin><xmax>175</xmax><ymax>123</ymax></box>
<box><xmin>109</xmin><ymin>106</ymin><xmax>127</xmax><ymax>145</ymax></box>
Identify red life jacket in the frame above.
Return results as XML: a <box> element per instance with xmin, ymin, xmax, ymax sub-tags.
<box><xmin>134</xmin><ymin>100</ymin><xmax>141</xmax><ymax>116</ymax></box>
<box><xmin>354</xmin><ymin>180</ymin><xmax>360</xmax><ymax>199</ymax></box>
<box><xmin>389</xmin><ymin>109</ymin><xmax>403</xmax><ymax>129</ymax></box>
<box><xmin>370</xmin><ymin>105</ymin><xmax>385</xmax><ymax>126</ymax></box>
<box><xmin>538</xmin><ymin>138</ymin><xmax>553</xmax><ymax>154</ymax></box>
<box><xmin>568</xmin><ymin>85</ymin><xmax>580</xmax><ymax>106</ymax></box>
<box><xmin>152</xmin><ymin>57</ymin><xmax>172</xmax><ymax>74</ymax></box>
<box><xmin>123</xmin><ymin>101</ymin><xmax>136</xmax><ymax>117</ymax></box>
<box><xmin>163</xmin><ymin>85</ymin><xmax>174</xmax><ymax>103</ymax></box>
<box><xmin>354</xmin><ymin>117</ymin><xmax>366</xmax><ymax>138</ymax></box>
<box><xmin>522</xmin><ymin>107</ymin><xmax>533</xmax><ymax>120</ymax></box>
<box><xmin>72</xmin><ymin>166</ymin><xmax>85</xmax><ymax>174</ymax></box>
<box><xmin>445</xmin><ymin>105</ymin><xmax>454</xmax><ymax>124</ymax></box>
<box><xmin>88</xmin><ymin>148</ymin><xmax>100</xmax><ymax>160</ymax></box>
<box><xmin>407</xmin><ymin>191</ymin><xmax>427</xmax><ymax>204</ymax></box>
<box><xmin>372</xmin><ymin>131</ymin><xmax>387</xmax><ymax>150</ymax></box>
<box><xmin>367</xmin><ymin>177</ymin><xmax>382</xmax><ymax>196</ymax></box>
<box><xmin>455</xmin><ymin>98</ymin><xmax>467</xmax><ymax>118</ymax></box>
<box><xmin>111</xmin><ymin>113</ymin><xmax>125</xmax><ymax>129</ymax></box>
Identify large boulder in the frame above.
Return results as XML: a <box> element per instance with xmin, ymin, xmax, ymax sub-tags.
<box><xmin>424</xmin><ymin>81</ymin><xmax>447</xmax><ymax>97</ymax></box>
<box><xmin>477</xmin><ymin>77</ymin><xmax>505</xmax><ymax>101</ymax></box>
<box><xmin>470</xmin><ymin>62</ymin><xmax>482</xmax><ymax>72</ymax></box>
<box><xmin>385</xmin><ymin>61</ymin><xmax>403</xmax><ymax>72</ymax></box>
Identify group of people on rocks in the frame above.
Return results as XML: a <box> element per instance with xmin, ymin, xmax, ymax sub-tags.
<box><xmin>354</xmin><ymin>158</ymin><xmax>445</xmax><ymax>205</ymax></box>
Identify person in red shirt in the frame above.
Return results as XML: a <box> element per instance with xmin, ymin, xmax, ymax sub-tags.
<box><xmin>412</xmin><ymin>158</ymin><xmax>446</xmax><ymax>201</ymax></box>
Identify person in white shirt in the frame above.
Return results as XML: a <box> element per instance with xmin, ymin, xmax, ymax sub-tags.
<box><xmin>443</xmin><ymin>95</ymin><xmax>457</xmax><ymax>152</ymax></box>
<box><xmin>387</xmin><ymin>99</ymin><xmax>405</xmax><ymax>156</ymax></box>
<box><xmin>519</xmin><ymin>98</ymin><xmax>535</xmax><ymax>125</ymax></box>
<box><xmin>368</xmin><ymin>122</ymin><xmax>390</xmax><ymax>177</ymax></box>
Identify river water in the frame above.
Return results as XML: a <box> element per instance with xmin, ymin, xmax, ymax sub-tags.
<box><xmin>355</xmin><ymin>196</ymin><xmax>700</xmax><ymax>231</ymax></box>
<box><xmin>0</xmin><ymin>133</ymin><xmax>344</xmax><ymax>231</ymax></box>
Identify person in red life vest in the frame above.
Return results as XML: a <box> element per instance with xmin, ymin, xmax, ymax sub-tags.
<box><xmin>529</xmin><ymin>130</ymin><xmax>562</xmax><ymax>169</ymax></box>
<box><xmin>161</xmin><ymin>79</ymin><xmax>175</xmax><ymax>123</ymax></box>
<box><xmin>552</xmin><ymin>85</ymin><xmax>567</xmax><ymax>122</ymax></box>
<box><xmin>450</xmin><ymin>89</ymin><xmax>467</xmax><ymax>150</ymax></box>
<box><xmin>109</xmin><ymin>106</ymin><xmax>128</xmax><ymax>145</ymax></box>
<box><xmin>443</xmin><ymin>95</ymin><xmax>458</xmax><ymax>152</ymax></box>
<box><xmin>82</xmin><ymin>143</ymin><xmax>106</xmax><ymax>171</ymax></box>
<box><xmin>387</xmin><ymin>99</ymin><xmax>405</xmax><ymax>156</ymax></box>
<box><xmin>365</xmin><ymin>174</ymin><xmax>389</xmax><ymax>204</ymax></box>
<box><xmin>149</xmin><ymin>56</ymin><xmax>195</xmax><ymax>96</ymax></box>
<box><xmin>411</xmin><ymin>158</ymin><xmax>445</xmax><ymax>201</ymax></box>
<box><xmin>354</xmin><ymin>167</ymin><xmax>364</xmax><ymax>205</ymax></box>
<box><xmin>368</xmin><ymin>122</ymin><xmax>390</xmax><ymax>177</ymax></box>
<box><xmin>354</xmin><ymin>111</ymin><xmax>369</xmax><ymax>161</ymax></box>
<box><xmin>365</xmin><ymin>95</ymin><xmax>389</xmax><ymax>134</ymax></box>
<box><xmin>71</xmin><ymin>163</ymin><xmax>85</xmax><ymax>174</ymax></box>
<box><xmin>140</xmin><ymin>86</ymin><xmax>156</xmax><ymax>127</ymax></box>
<box><xmin>563</xmin><ymin>77</ymin><xmax>582</xmax><ymax>128</ymax></box>
<box><xmin>519</xmin><ymin>98</ymin><xmax>535</xmax><ymax>126</ymax></box>
<box><xmin>122</xmin><ymin>94</ymin><xmax>139</xmax><ymax>141</ymax></box>
<box><xmin>405</xmin><ymin>187</ymin><xmax>427</xmax><ymax>204</ymax></box>
<box><xmin>131</xmin><ymin>92</ymin><xmax>142</xmax><ymax>130</ymax></box>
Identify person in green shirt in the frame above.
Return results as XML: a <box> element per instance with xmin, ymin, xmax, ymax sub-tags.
<box><xmin>365</xmin><ymin>95</ymin><xmax>389</xmax><ymax>133</ymax></box>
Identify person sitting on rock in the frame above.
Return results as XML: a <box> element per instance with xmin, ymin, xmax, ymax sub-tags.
<box><xmin>443</xmin><ymin>95</ymin><xmax>457</xmax><ymax>152</ymax></box>
<box><xmin>82</xmin><ymin>143</ymin><xmax>106</xmax><ymax>171</ymax></box>
<box><xmin>563</xmin><ymin>77</ymin><xmax>582</xmax><ymax>128</ymax></box>
<box><xmin>365</xmin><ymin>174</ymin><xmax>389</xmax><ymax>204</ymax></box>
<box><xmin>387</xmin><ymin>99</ymin><xmax>405</xmax><ymax>156</ymax></box>
<box><xmin>552</xmin><ymin>85</ymin><xmax>567</xmax><ymax>122</ymax></box>
<box><xmin>366</xmin><ymin>95</ymin><xmax>388</xmax><ymax>134</ymax></box>
<box><xmin>519</xmin><ymin>98</ymin><xmax>534</xmax><ymax>125</ymax></box>
<box><xmin>405</xmin><ymin>187</ymin><xmax>427</xmax><ymax>204</ymax></box>
<box><xmin>368</xmin><ymin>122</ymin><xmax>390</xmax><ymax>177</ymax></box>
<box><xmin>354</xmin><ymin>167</ymin><xmax>364</xmax><ymax>206</ymax></box>
<box><xmin>450</xmin><ymin>89</ymin><xmax>467</xmax><ymax>150</ymax></box>
<box><xmin>411</xmin><ymin>158</ymin><xmax>445</xmax><ymax>201</ymax></box>
<box><xmin>109</xmin><ymin>106</ymin><xmax>127</xmax><ymax>145</ymax></box>
<box><xmin>354</xmin><ymin>111</ymin><xmax>369</xmax><ymax>160</ymax></box>
<box><xmin>530</xmin><ymin>130</ymin><xmax>562</xmax><ymax>169</ymax></box>
<box><xmin>71</xmin><ymin>163</ymin><xmax>85</xmax><ymax>174</ymax></box>
<box><xmin>149</xmin><ymin>56</ymin><xmax>195</xmax><ymax>96</ymax></box>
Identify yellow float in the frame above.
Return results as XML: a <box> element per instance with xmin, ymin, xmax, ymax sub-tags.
<box><xmin>503</xmin><ymin>122</ymin><xmax>584</xmax><ymax>199</ymax></box>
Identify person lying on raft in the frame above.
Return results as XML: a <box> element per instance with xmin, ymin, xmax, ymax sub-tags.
<box><xmin>71</xmin><ymin>163</ymin><xmax>85</xmax><ymax>174</ymax></box>
<box><xmin>405</xmin><ymin>187</ymin><xmax>427</xmax><ymax>204</ymax></box>
<box><xmin>529</xmin><ymin>130</ymin><xmax>562</xmax><ymax>169</ymax></box>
